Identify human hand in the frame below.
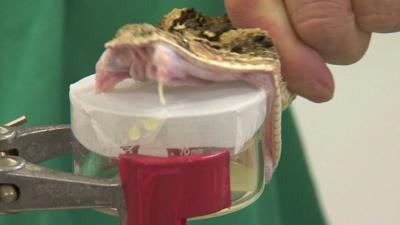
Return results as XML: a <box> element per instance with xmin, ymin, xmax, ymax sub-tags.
<box><xmin>225</xmin><ymin>0</ymin><xmax>400</xmax><ymax>102</ymax></box>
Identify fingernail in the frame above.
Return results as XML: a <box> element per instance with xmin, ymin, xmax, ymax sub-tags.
<box><xmin>289</xmin><ymin>80</ymin><xmax>334</xmax><ymax>103</ymax></box>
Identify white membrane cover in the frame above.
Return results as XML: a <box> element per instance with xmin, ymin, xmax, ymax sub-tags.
<box><xmin>70</xmin><ymin>75</ymin><xmax>266</xmax><ymax>157</ymax></box>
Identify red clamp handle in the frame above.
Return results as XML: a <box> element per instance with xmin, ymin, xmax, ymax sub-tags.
<box><xmin>118</xmin><ymin>150</ymin><xmax>231</xmax><ymax>225</ymax></box>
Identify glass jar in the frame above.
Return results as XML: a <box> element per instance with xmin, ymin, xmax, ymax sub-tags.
<box><xmin>70</xmin><ymin>75</ymin><xmax>268</xmax><ymax>219</ymax></box>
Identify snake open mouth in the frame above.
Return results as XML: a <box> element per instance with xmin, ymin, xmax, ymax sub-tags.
<box><xmin>95</xmin><ymin>8</ymin><xmax>295</xmax><ymax>182</ymax></box>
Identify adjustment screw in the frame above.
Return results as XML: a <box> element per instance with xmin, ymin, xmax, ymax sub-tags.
<box><xmin>0</xmin><ymin>185</ymin><xmax>18</xmax><ymax>203</ymax></box>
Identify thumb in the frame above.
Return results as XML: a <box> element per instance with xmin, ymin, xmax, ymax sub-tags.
<box><xmin>224</xmin><ymin>0</ymin><xmax>335</xmax><ymax>102</ymax></box>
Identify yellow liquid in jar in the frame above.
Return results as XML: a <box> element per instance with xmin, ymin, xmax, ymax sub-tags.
<box><xmin>193</xmin><ymin>128</ymin><xmax>266</xmax><ymax>219</ymax></box>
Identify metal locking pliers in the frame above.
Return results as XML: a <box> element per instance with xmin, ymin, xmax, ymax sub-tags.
<box><xmin>0</xmin><ymin>116</ymin><xmax>126</xmax><ymax>224</ymax></box>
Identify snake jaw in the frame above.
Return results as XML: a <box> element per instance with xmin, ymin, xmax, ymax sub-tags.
<box><xmin>95</xmin><ymin>8</ymin><xmax>296</xmax><ymax>181</ymax></box>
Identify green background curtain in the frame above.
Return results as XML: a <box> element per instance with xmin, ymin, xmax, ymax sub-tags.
<box><xmin>0</xmin><ymin>1</ymin><xmax>326</xmax><ymax>224</ymax></box>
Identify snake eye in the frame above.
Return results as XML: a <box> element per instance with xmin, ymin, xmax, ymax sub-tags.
<box><xmin>231</xmin><ymin>46</ymin><xmax>243</xmax><ymax>53</ymax></box>
<box><xmin>253</xmin><ymin>35</ymin><xmax>265</xmax><ymax>43</ymax></box>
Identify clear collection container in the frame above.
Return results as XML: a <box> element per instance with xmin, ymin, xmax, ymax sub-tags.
<box><xmin>70</xmin><ymin>75</ymin><xmax>268</xmax><ymax>219</ymax></box>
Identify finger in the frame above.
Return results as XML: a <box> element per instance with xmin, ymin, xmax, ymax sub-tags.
<box><xmin>225</xmin><ymin>0</ymin><xmax>334</xmax><ymax>102</ymax></box>
<box><xmin>284</xmin><ymin>0</ymin><xmax>371</xmax><ymax>64</ymax></box>
<box><xmin>353</xmin><ymin>0</ymin><xmax>400</xmax><ymax>33</ymax></box>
